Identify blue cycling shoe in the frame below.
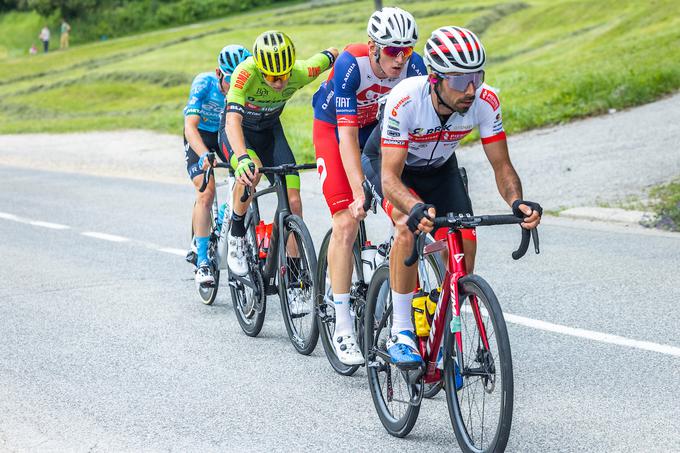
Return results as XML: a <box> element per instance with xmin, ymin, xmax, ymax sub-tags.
<box><xmin>386</xmin><ymin>330</ymin><xmax>424</xmax><ymax>370</ymax></box>
<box><xmin>436</xmin><ymin>347</ymin><xmax>463</xmax><ymax>390</ymax></box>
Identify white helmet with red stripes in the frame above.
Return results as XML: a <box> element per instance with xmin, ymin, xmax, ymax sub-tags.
<box><xmin>424</xmin><ymin>26</ymin><xmax>486</xmax><ymax>73</ymax></box>
<box><xmin>367</xmin><ymin>7</ymin><xmax>418</xmax><ymax>47</ymax></box>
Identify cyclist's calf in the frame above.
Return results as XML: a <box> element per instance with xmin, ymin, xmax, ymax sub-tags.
<box><xmin>288</xmin><ymin>188</ymin><xmax>303</xmax><ymax>217</ymax></box>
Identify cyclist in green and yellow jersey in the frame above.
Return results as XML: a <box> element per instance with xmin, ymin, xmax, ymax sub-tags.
<box><xmin>218</xmin><ymin>30</ymin><xmax>338</xmax><ymax>278</ymax></box>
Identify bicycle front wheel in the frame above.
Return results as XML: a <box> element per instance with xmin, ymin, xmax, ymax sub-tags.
<box><xmin>231</xmin><ymin>209</ymin><xmax>266</xmax><ymax>337</ymax></box>
<box><xmin>364</xmin><ymin>264</ymin><xmax>421</xmax><ymax>437</ymax></box>
<box><xmin>443</xmin><ymin>274</ymin><xmax>513</xmax><ymax>453</ymax></box>
<box><xmin>279</xmin><ymin>214</ymin><xmax>319</xmax><ymax>355</ymax></box>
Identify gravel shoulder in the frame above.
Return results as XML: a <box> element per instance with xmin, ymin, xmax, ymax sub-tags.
<box><xmin>1</xmin><ymin>93</ymin><xmax>678</xmax><ymax>222</ymax></box>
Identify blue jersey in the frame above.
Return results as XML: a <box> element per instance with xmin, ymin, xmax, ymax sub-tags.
<box><xmin>183</xmin><ymin>72</ymin><xmax>225</xmax><ymax>133</ymax></box>
<box><xmin>312</xmin><ymin>44</ymin><xmax>426</xmax><ymax>145</ymax></box>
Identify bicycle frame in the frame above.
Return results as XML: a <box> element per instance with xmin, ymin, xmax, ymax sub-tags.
<box><xmin>420</xmin><ymin>228</ymin><xmax>489</xmax><ymax>384</ymax></box>
<box><xmin>246</xmin><ymin>172</ymin><xmax>292</xmax><ymax>289</ymax></box>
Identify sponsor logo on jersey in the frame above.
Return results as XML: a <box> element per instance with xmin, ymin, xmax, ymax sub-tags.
<box><xmin>408</xmin><ymin>129</ymin><xmax>472</xmax><ymax>142</ymax></box>
<box><xmin>321</xmin><ymin>90</ymin><xmax>334</xmax><ymax>109</ymax></box>
<box><xmin>234</xmin><ymin>70</ymin><xmax>251</xmax><ymax>90</ymax></box>
<box><xmin>308</xmin><ymin>66</ymin><xmax>321</xmax><ymax>78</ymax></box>
<box><xmin>256</xmin><ymin>87</ymin><xmax>268</xmax><ymax>96</ymax></box>
<box><xmin>341</xmin><ymin>63</ymin><xmax>356</xmax><ymax>90</ymax></box>
<box><xmin>336</xmin><ymin>97</ymin><xmax>351</xmax><ymax>109</ymax></box>
<box><xmin>337</xmin><ymin>114</ymin><xmax>358</xmax><ymax>127</ymax></box>
<box><xmin>357</xmin><ymin>84</ymin><xmax>392</xmax><ymax>103</ymax></box>
<box><xmin>387</xmin><ymin>117</ymin><xmax>400</xmax><ymax>127</ymax></box>
<box><xmin>381</xmin><ymin>138</ymin><xmax>408</xmax><ymax>147</ymax></box>
<box><xmin>480</xmin><ymin>88</ymin><xmax>500</xmax><ymax>111</ymax></box>
<box><xmin>391</xmin><ymin>95</ymin><xmax>411</xmax><ymax>116</ymax></box>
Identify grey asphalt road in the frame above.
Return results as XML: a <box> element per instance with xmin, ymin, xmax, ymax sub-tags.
<box><xmin>1</xmin><ymin>166</ymin><xmax>679</xmax><ymax>452</ymax></box>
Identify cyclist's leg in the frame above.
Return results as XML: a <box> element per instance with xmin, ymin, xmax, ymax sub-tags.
<box><xmin>186</xmin><ymin>130</ymin><xmax>218</xmax><ymax>263</ymax></box>
<box><xmin>314</xmin><ymin>119</ymin><xmax>362</xmax><ymax>361</ymax></box>
<box><xmin>363</xmin><ymin>152</ymin><xmax>422</xmax><ymax>366</ymax></box>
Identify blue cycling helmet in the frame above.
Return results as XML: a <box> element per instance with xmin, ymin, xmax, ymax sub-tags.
<box><xmin>217</xmin><ymin>45</ymin><xmax>251</xmax><ymax>82</ymax></box>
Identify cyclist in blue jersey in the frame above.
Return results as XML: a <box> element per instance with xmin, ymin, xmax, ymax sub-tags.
<box><xmin>184</xmin><ymin>45</ymin><xmax>251</xmax><ymax>285</ymax></box>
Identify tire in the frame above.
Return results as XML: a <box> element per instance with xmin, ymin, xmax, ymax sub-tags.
<box><xmin>364</xmin><ymin>264</ymin><xmax>421</xmax><ymax>437</ymax></box>
<box><xmin>279</xmin><ymin>215</ymin><xmax>319</xmax><ymax>355</ymax></box>
<box><xmin>315</xmin><ymin>229</ymin><xmax>363</xmax><ymax>376</ymax></box>
<box><xmin>230</xmin><ymin>209</ymin><xmax>266</xmax><ymax>337</ymax></box>
<box><xmin>443</xmin><ymin>274</ymin><xmax>513</xmax><ymax>453</ymax></box>
<box><xmin>195</xmin><ymin>206</ymin><xmax>220</xmax><ymax>305</ymax></box>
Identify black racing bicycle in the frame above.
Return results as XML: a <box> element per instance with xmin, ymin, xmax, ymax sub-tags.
<box><xmin>226</xmin><ymin>162</ymin><xmax>320</xmax><ymax>354</ymax></box>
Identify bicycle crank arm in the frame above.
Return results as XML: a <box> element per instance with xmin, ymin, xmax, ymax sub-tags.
<box><xmin>229</xmin><ymin>274</ymin><xmax>258</xmax><ymax>291</ymax></box>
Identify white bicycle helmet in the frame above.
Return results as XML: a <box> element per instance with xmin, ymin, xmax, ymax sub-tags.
<box><xmin>367</xmin><ymin>7</ymin><xmax>418</xmax><ymax>47</ymax></box>
<box><xmin>424</xmin><ymin>26</ymin><xmax>486</xmax><ymax>73</ymax></box>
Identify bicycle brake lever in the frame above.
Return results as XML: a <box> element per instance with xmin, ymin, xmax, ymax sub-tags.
<box><xmin>531</xmin><ymin>228</ymin><xmax>540</xmax><ymax>254</ymax></box>
<box><xmin>511</xmin><ymin>227</ymin><xmax>530</xmax><ymax>260</ymax></box>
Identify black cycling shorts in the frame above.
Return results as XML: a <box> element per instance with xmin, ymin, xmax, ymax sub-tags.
<box><xmin>218</xmin><ymin>119</ymin><xmax>299</xmax><ymax>188</ymax></box>
<box><xmin>184</xmin><ymin>128</ymin><xmax>226</xmax><ymax>181</ymax></box>
<box><xmin>361</xmin><ymin>152</ymin><xmax>473</xmax><ymax>226</ymax></box>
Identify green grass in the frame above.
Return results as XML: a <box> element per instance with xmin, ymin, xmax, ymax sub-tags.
<box><xmin>0</xmin><ymin>11</ymin><xmax>44</xmax><ymax>59</ymax></box>
<box><xmin>0</xmin><ymin>0</ymin><xmax>679</xmax><ymax>163</ymax></box>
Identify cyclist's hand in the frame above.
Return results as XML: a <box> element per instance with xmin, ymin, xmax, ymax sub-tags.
<box><xmin>348</xmin><ymin>193</ymin><xmax>367</xmax><ymax>221</ymax></box>
<box><xmin>198</xmin><ymin>152</ymin><xmax>212</xmax><ymax>171</ymax></box>
<box><xmin>235</xmin><ymin>156</ymin><xmax>257</xmax><ymax>187</ymax></box>
<box><xmin>512</xmin><ymin>199</ymin><xmax>542</xmax><ymax>229</ymax></box>
<box><xmin>407</xmin><ymin>203</ymin><xmax>436</xmax><ymax>234</ymax></box>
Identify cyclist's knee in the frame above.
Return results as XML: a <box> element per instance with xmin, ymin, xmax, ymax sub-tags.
<box><xmin>331</xmin><ymin>210</ymin><xmax>359</xmax><ymax>246</ymax></box>
<box><xmin>393</xmin><ymin>222</ymin><xmax>414</xmax><ymax>248</ymax></box>
<box><xmin>196</xmin><ymin>187</ymin><xmax>215</xmax><ymax>209</ymax></box>
<box><xmin>288</xmin><ymin>189</ymin><xmax>302</xmax><ymax>216</ymax></box>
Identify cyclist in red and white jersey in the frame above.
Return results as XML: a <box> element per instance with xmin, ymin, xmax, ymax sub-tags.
<box><xmin>362</xmin><ymin>26</ymin><xmax>542</xmax><ymax>368</ymax></box>
<box><xmin>312</xmin><ymin>7</ymin><xmax>426</xmax><ymax>365</ymax></box>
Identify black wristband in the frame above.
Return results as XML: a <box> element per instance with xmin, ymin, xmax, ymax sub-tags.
<box><xmin>321</xmin><ymin>50</ymin><xmax>336</xmax><ymax>66</ymax></box>
<box><xmin>237</xmin><ymin>154</ymin><xmax>251</xmax><ymax>162</ymax></box>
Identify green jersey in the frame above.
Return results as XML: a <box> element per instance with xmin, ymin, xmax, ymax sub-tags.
<box><xmin>225</xmin><ymin>52</ymin><xmax>333</xmax><ymax>131</ymax></box>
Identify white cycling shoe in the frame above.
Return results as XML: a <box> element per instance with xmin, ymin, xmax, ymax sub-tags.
<box><xmin>195</xmin><ymin>262</ymin><xmax>215</xmax><ymax>285</ymax></box>
<box><xmin>333</xmin><ymin>334</ymin><xmax>364</xmax><ymax>366</ymax></box>
<box><xmin>289</xmin><ymin>294</ymin><xmax>311</xmax><ymax>316</ymax></box>
<box><xmin>227</xmin><ymin>233</ymin><xmax>248</xmax><ymax>276</ymax></box>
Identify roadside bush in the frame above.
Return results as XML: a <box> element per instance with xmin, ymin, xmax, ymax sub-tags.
<box><xmin>645</xmin><ymin>178</ymin><xmax>680</xmax><ymax>232</ymax></box>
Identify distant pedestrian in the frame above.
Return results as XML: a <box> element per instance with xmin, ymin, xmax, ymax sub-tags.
<box><xmin>29</xmin><ymin>43</ymin><xmax>38</xmax><ymax>55</ymax></box>
<box><xmin>39</xmin><ymin>25</ymin><xmax>50</xmax><ymax>53</ymax></box>
<box><xmin>60</xmin><ymin>19</ymin><xmax>71</xmax><ymax>49</ymax></box>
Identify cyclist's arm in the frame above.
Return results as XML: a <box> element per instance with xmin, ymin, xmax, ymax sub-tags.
<box><xmin>225</xmin><ymin>62</ymin><xmax>252</xmax><ymax>160</ymax></box>
<box><xmin>184</xmin><ymin>115</ymin><xmax>210</xmax><ymax>156</ymax></box>
<box><xmin>482</xmin><ymin>138</ymin><xmax>522</xmax><ymax>206</ymax></box>
<box><xmin>225</xmin><ymin>112</ymin><xmax>248</xmax><ymax>159</ymax></box>
<box><xmin>184</xmin><ymin>74</ymin><xmax>211</xmax><ymax>155</ymax></box>
<box><xmin>381</xmin><ymin>144</ymin><xmax>420</xmax><ymax>215</ymax></box>
<box><xmin>298</xmin><ymin>48</ymin><xmax>339</xmax><ymax>84</ymax></box>
<box><xmin>334</xmin><ymin>51</ymin><xmax>363</xmax><ymax>197</ymax></box>
<box><xmin>476</xmin><ymin>85</ymin><xmax>523</xmax><ymax>208</ymax></box>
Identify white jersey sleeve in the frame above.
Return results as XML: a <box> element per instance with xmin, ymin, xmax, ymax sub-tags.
<box><xmin>475</xmin><ymin>84</ymin><xmax>506</xmax><ymax>145</ymax></box>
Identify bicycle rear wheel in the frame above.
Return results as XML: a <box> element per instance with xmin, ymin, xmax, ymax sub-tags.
<box><xmin>315</xmin><ymin>229</ymin><xmax>363</xmax><ymax>376</ymax></box>
<box><xmin>443</xmin><ymin>274</ymin><xmax>513</xmax><ymax>453</ymax></box>
<box><xmin>279</xmin><ymin>214</ymin><xmax>319</xmax><ymax>355</ymax></box>
<box><xmin>230</xmin><ymin>209</ymin><xmax>266</xmax><ymax>337</ymax></box>
<box><xmin>365</xmin><ymin>264</ymin><xmax>421</xmax><ymax>437</ymax></box>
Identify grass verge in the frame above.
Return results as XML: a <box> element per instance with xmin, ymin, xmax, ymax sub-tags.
<box><xmin>643</xmin><ymin>178</ymin><xmax>680</xmax><ymax>232</ymax></box>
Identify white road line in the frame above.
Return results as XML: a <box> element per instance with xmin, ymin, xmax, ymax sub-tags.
<box><xmin>29</xmin><ymin>220</ymin><xmax>70</xmax><ymax>230</ymax></box>
<box><xmin>503</xmin><ymin>312</ymin><xmax>680</xmax><ymax>357</ymax></box>
<box><xmin>158</xmin><ymin>247</ymin><xmax>187</xmax><ymax>256</ymax></box>
<box><xmin>4</xmin><ymin>208</ymin><xmax>680</xmax><ymax>357</ymax></box>
<box><xmin>0</xmin><ymin>211</ymin><xmax>21</xmax><ymax>221</ymax></box>
<box><xmin>81</xmin><ymin>232</ymin><xmax>130</xmax><ymax>242</ymax></box>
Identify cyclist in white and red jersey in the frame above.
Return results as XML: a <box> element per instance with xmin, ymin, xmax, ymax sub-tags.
<box><xmin>362</xmin><ymin>26</ymin><xmax>542</xmax><ymax>368</ymax></box>
<box><xmin>312</xmin><ymin>7</ymin><xmax>426</xmax><ymax>365</ymax></box>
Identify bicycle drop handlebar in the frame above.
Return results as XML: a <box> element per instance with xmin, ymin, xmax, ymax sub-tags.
<box><xmin>404</xmin><ymin>213</ymin><xmax>540</xmax><ymax>266</ymax></box>
<box><xmin>240</xmin><ymin>162</ymin><xmax>317</xmax><ymax>202</ymax></box>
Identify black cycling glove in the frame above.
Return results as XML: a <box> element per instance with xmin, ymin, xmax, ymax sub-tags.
<box><xmin>407</xmin><ymin>203</ymin><xmax>435</xmax><ymax>233</ymax></box>
<box><xmin>512</xmin><ymin>199</ymin><xmax>543</xmax><ymax>218</ymax></box>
